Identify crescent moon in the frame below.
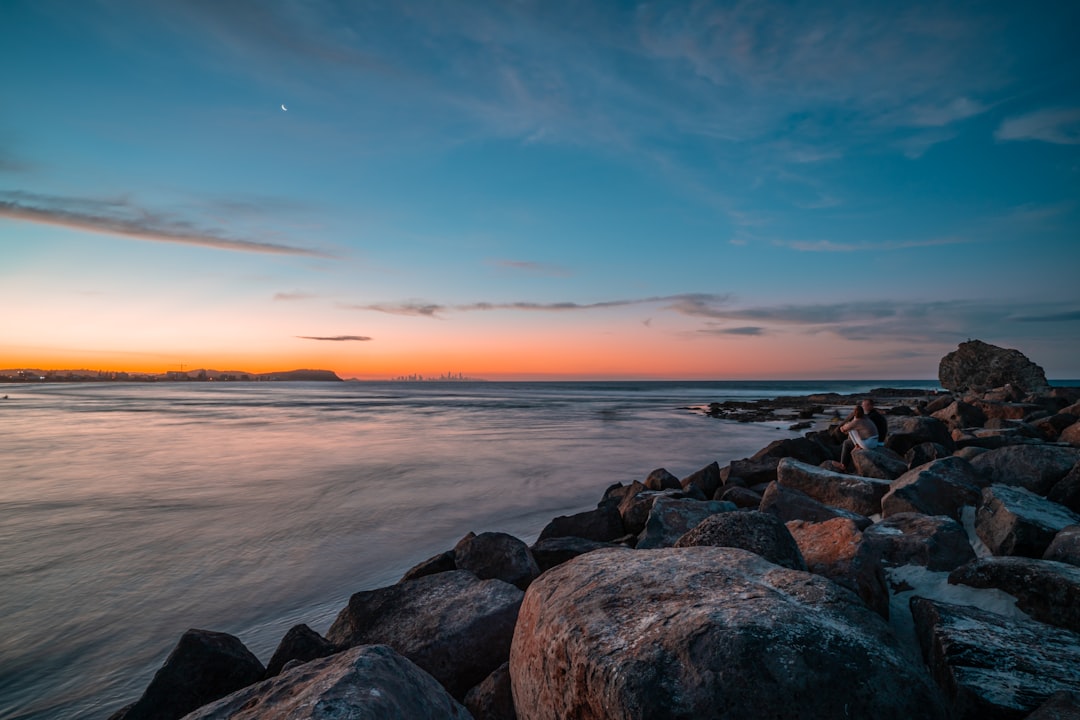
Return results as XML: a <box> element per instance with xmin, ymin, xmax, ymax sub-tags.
<box><xmin>281</xmin><ymin>104</ymin><xmax>288</xmax><ymax>111</ymax></box>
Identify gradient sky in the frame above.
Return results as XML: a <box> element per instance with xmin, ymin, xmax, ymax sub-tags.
<box><xmin>2</xmin><ymin>1</ymin><xmax>1079</xmax><ymax>380</ymax></box>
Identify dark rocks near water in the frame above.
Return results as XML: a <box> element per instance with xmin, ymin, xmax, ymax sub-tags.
<box><xmin>454</xmin><ymin>531</ymin><xmax>540</xmax><ymax>591</ymax></box>
<box><xmin>778</xmin><ymin>456</ymin><xmax>891</xmax><ymax>517</ymax></box>
<box><xmin>635</xmin><ymin>496</ymin><xmax>736</xmax><ymax>549</ymax></box>
<box><xmin>263</xmin><ymin>624</ymin><xmax>335</xmax><ymax>679</ymax></box>
<box><xmin>938</xmin><ymin>338</ymin><xmax>1050</xmax><ymax>394</ymax></box>
<box><xmin>674</xmin><ymin>510</ymin><xmax>807</xmax><ymax>570</ymax></box>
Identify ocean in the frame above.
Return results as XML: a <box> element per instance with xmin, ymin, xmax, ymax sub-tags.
<box><xmin>0</xmin><ymin>380</ymin><xmax>937</xmax><ymax>719</ymax></box>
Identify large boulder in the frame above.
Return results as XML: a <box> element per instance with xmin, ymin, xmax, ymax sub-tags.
<box><xmin>861</xmin><ymin>513</ymin><xmax>976</xmax><ymax>572</ymax></box>
<box><xmin>938</xmin><ymin>339</ymin><xmax>1050</xmax><ymax>394</ymax></box>
<box><xmin>759</xmin><ymin>481</ymin><xmax>873</xmax><ymax>530</ymax></box>
<box><xmin>976</xmin><ymin>484</ymin><xmax>1080</xmax><ymax>558</ymax></box>
<box><xmin>885</xmin><ymin>416</ymin><xmax>955</xmax><ymax>456</ymax></box>
<box><xmin>785</xmin><ymin>517</ymin><xmax>889</xmax><ymax>618</ymax></box>
<box><xmin>326</xmin><ymin>570</ymin><xmax>524</xmax><ymax>699</ymax></box>
<box><xmin>617</xmin><ymin>487</ymin><xmax>698</xmax><ymax>536</ymax></box>
<box><xmin>751</xmin><ymin>436</ymin><xmax>835</xmax><ymax>466</ymax></box>
<box><xmin>949</xmin><ymin>556</ymin><xmax>1080</xmax><ymax>632</ymax></box>
<box><xmin>777</xmin><ymin>457</ymin><xmax>891</xmax><ymax>517</ymax></box>
<box><xmin>1062</xmin><ymin>422</ymin><xmax>1080</xmax><ymax>447</ymax></box>
<box><xmin>674</xmin><ymin>510</ymin><xmax>807</xmax><ymax>570</ymax></box>
<box><xmin>726</xmin><ymin>457</ymin><xmax>782</xmax><ymax>486</ymax></box>
<box><xmin>182</xmin><ymin>644</ymin><xmax>471</xmax><ymax>720</ymax></box>
<box><xmin>536</xmin><ymin>504</ymin><xmax>624</xmax><ymax>543</ymax></box>
<box><xmin>116</xmin><ymin>629</ymin><xmax>264</xmax><ymax>720</ymax></box>
<box><xmin>454</xmin><ymin>531</ymin><xmax>540</xmax><ymax>591</ymax></box>
<box><xmin>911</xmin><ymin>596</ymin><xmax>1080</xmax><ymax>718</ymax></box>
<box><xmin>969</xmin><ymin>445</ymin><xmax>1080</xmax><ymax>495</ymax></box>
<box><xmin>881</xmin><ymin>457</ymin><xmax>984</xmax><ymax>521</ymax></box>
<box><xmin>263</xmin><ymin>624</ymin><xmax>336</xmax><ymax>679</ymax></box>
<box><xmin>851</xmin><ymin>446</ymin><xmax>910</xmax><ymax>481</ymax></box>
<box><xmin>1045</xmin><ymin>526</ymin><xmax>1080</xmax><ymax>567</ymax></box>
<box><xmin>1026</xmin><ymin>691</ymin><xmax>1080</xmax><ymax>720</ymax></box>
<box><xmin>636</xmin><ymin>497</ymin><xmax>735</xmax><ymax>549</ymax></box>
<box><xmin>510</xmin><ymin>547</ymin><xmax>947</xmax><ymax>720</ymax></box>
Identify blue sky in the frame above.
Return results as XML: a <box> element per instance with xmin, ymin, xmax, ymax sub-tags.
<box><xmin>2</xmin><ymin>1</ymin><xmax>1079</xmax><ymax>379</ymax></box>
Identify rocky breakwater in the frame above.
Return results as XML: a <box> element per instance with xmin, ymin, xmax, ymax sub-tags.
<box><xmin>109</xmin><ymin>341</ymin><xmax>1080</xmax><ymax>719</ymax></box>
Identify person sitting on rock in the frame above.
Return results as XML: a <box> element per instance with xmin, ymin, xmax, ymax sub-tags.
<box><xmin>839</xmin><ymin>404</ymin><xmax>880</xmax><ymax>470</ymax></box>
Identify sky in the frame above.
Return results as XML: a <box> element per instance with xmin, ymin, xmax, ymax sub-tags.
<box><xmin>2</xmin><ymin>1</ymin><xmax>1079</xmax><ymax>380</ymax></box>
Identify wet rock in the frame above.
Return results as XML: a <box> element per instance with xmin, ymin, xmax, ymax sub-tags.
<box><xmin>510</xmin><ymin>547</ymin><xmax>947</xmax><ymax>720</ymax></box>
<box><xmin>326</xmin><ymin>570</ymin><xmax>523</xmax><ymax>699</ymax></box>
<box><xmin>644</xmin><ymin>467</ymin><xmax>681</xmax><ymax>491</ymax></box>
<box><xmin>1049</xmin><ymin>462</ymin><xmax>1080</xmax><ymax>513</ymax></box>
<box><xmin>938</xmin><ymin>339</ymin><xmax>1050</xmax><ymax>394</ymax></box>
<box><xmin>861</xmin><ymin>513</ymin><xmax>976</xmax><ymax>571</ymax></box>
<box><xmin>1045</xmin><ymin>526</ymin><xmax>1080</xmax><ymax>567</ymax></box>
<box><xmin>400</xmin><ymin>550</ymin><xmax>457</xmax><ymax>583</ymax></box>
<box><xmin>263</xmin><ymin>624</ymin><xmax>336</xmax><ymax>679</ymax></box>
<box><xmin>674</xmin><ymin>510</ymin><xmax>807</xmax><ymax>570</ymax></box>
<box><xmin>117</xmin><ymin>629</ymin><xmax>265</xmax><ymax>720</ymax></box>
<box><xmin>949</xmin><ymin>556</ymin><xmax>1080</xmax><ymax>632</ymax></box>
<box><xmin>182</xmin><ymin>644</ymin><xmax>471</xmax><ymax>720</ymax></box>
<box><xmin>759</xmin><ymin>481</ymin><xmax>873</xmax><ymax>530</ymax></box>
<box><xmin>680</xmin><ymin>460</ymin><xmax>721</xmax><ymax>498</ymax></box>
<box><xmin>969</xmin><ymin>445</ymin><xmax>1080</xmax><ymax>495</ymax></box>
<box><xmin>885</xmin><ymin>416</ymin><xmax>955</xmax><ymax>456</ymax></box>
<box><xmin>881</xmin><ymin>457</ymin><xmax>983</xmax><ymax>521</ymax></box>
<box><xmin>535</xmin><ymin>503</ymin><xmax>624</xmax><ymax>543</ymax></box>
<box><xmin>453</xmin><ymin>531</ymin><xmax>540</xmax><ymax>591</ymax></box>
<box><xmin>785</xmin><ymin>517</ymin><xmax>889</xmax><ymax>618</ymax></box>
<box><xmin>528</xmin><ymin>536</ymin><xmax>621</xmax><ymax>573</ymax></box>
<box><xmin>636</xmin><ymin>497</ymin><xmax>735</xmax><ymax>549</ymax></box>
<box><xmin>910</xmin><ymin>596</ymin><xmax>1080</xmax><ymax>719</ymax></box>
<box><xmin>976</xmin><ymin>484</ymin><xmax>1080</xmax><ymax>558</ymax></box>
<box><xmin>777</xmin><ymin>457</ymin><xmax>891</xmax><ymax>517</ymax></box>
<box><xmin>851</xmin><ymin>446</ymin><xmax>910</xmax><ymax>481</ymax></box>
<box><xmin>932</xmin><ymin>400</ymin><xmax>988</xmax><ymax>431</ymax></box>
<box><xmin>464</xmin><ymin>661</ymin><xmax>516</xmax><ymax>720</ymax></box>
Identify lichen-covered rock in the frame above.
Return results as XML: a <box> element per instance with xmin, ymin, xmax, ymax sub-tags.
<box><xmin>861</xmin><ymin>513</ymin><xmax>976</xmax><ymax>572</ymax></box>
<box><xmin>969</xmin><ymin>445</ymin><xmax>1080</xmax><ymax>495</ymax></box>
<box><xmin>881</xmin><ymin>457</ymin><xmax>983</xmax><ymax>520</ymax></box>
<box><xmin>454</xmin><ymin>531</ymin><xmax>540</xmax><ymax>591</ymax></box>
<box><xmin>785</xmin><ymin>517</ymin><xmax>889</xmax><ymax>618</ymax></box>
<box><xmin>910</xmin><ymin>596</ymin><xmax>1080</xmax><ymax>719</ymax></box>
<box><xmin>759</xmin><ymin>481</ymin><xmax>873</xmax><ymax>530</ymax></box>
<box><xmin>117</xmin><ymin>629</ymin><xmax>265</xmax><ymax>720</ymax></box>
<box><xmin>674</xmin><ymin>510</ymin><xmax>807</xmax><ymax>570</ymax></box>
<box><xmin>976</xmin><ymin>484</ymin><xmax>1080</xmax><ymax>558</ymax></box>
<box><xmin>181</xmin><ymin>644</ymin><xmax>472</xmax><ymax>720</ymax></box>
<box><xmin>510</xmin><ymin>547</ymin><xmax>947</xmax><ymax>720</ymax></box>
<box><xmin>777</xmin><ymin>457</ymin><xmax>891</xmax><ymax>517</ymax></box>
<box><xmin>263</xmin><ymin>624</ymin><xmax>336</xmax><ymax>679</ymax></box>
<box><xmin>635</xmin><ymin>497</ymin><xmax>735</xmax><ymax>549</ymax></box>
<box><xmin>326</xmin><ymin>570</ymin><xmax>523</xmax><ymax>699</ymax></box>
<box><xmin>464</xmin><ymin>661</ymin><xmax>516</xmax><ymax>720</ymax></box>
<box><xmin>949</xmin><ymin>556</ymin><xmax>1080</xmax><ymax>632</ymax></box>
<box><xmin>938</xmin><ymin>339</ymin><xmax>1050</xmax><ymax>394</ymax></box>
<box><xmin>535</xmin><ymin>503</ymin><xmax>624</xmax><ymax>543</ymax></box>
<box><xmin>1045</xmin><ymin>526</ymin><xmax>1080</xmax><ymax>567</ymax></box>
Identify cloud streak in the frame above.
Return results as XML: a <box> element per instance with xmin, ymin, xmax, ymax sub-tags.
<box><xmin>0</xmin><ymin>191</ymin><xmax>330</xmax><ymax>258</ymax></box>
<box><xmin>343</xmin><ymin>293</ymin><xmax>733</xmax><ymax>318</ymax></box>
<box><xmin>296</xmin><ymin>335</ymin><xmax>373</xmax><ymax>342</ymax></box>
<box><xmin>996</xmin><ymin>108</ymin><xmax>1080</xmax><ymax>145</ymax></box>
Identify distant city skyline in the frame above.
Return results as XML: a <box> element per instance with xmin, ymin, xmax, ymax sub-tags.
<box><xmin>2</xmin><ymin>2</ymin><xmax>1079</xmax><ymax>379</ymax></box>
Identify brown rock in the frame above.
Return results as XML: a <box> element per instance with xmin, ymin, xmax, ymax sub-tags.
<box><xmin>759</xmin><ymin>481</ymin><xmax>873</xmax><ymax>530</ymax></box>
<box><xmin>881</xmin><ymin>457</ymin><xmax>983</xmax><ymax>521</ymax></box>
<box><xmin>400</xmin><ymin>551</ymin><xmax>456</xmax><ymax>583</ymax></box>
<box><xmin>674</xmin><ymin>510</ymin><xmax>807</xmax><ymax>570</ymax></box>
<box><xmin>785</xmin><ymin>517</ymin><xmax>888</xmax><ymax>618</ymax></box>
<box><xmin>932</xmin><ymin>400</ymin><xmax>988</xmax><ymax>431</ymax></box>
<box><xmin>1045</xmin><ymin>526</ymin><xmax>1080</xmax><ymax>567</ymax></box>
<box><xmin>644</xmin><ymin>467</ymin><xmax>681</xmax><ymax>490</ymax></box>
<box><xmin>454</xmin><ymin>531</ymin><xmax>540</xmax><ymax>591</ymax></box>
<box><xmin>536</xmin><ymin>503</ymin><xmax>624</xmax><ymax>543</ymax></box>
<box><xmin>464</xmin><ymin>661</ymin><xmax>516</xmax><ymax>720</ymax></box>
<box><xmin>938</xmin><ymin>339</ymin><xmax>1050</xmax><ymax>394</ymax></box>
<box><xmin>680</xmin><ymin>460</ymin><xmax>721</xmax><ymax>498</ymax></box>
<box><xmin>777</xmin><ymin>457</ymin><xmax>891</xmax><ymax>517</ymax></box>
<box><xmin>263</xmin><ymin>624</ymin><xmax>336</xmax><ymax>679</ymax></box>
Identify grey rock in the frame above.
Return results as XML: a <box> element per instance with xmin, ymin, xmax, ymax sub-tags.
<box><xmin>1025</xmin><ymin>691</ymin><xmax>1080</xmax><ymax>720</ymax></box>
<box><xmin>976</xmin><ymin>484</ymin><xmax>1080</xmax><ymax>558</ymax></box>
<box><xmin>906</xmin><ymin>442</ymin><xmax>952</xmax><ymax>469</ymax></box>
<box><xmin>454</xmin><ymin>532</ymin><xmax>540</xmax><ymax>591</ymax></box>
<box><xmin>861</xmin><ymin>513</ymin><xmax>976</xmax><ymax>571</ymax></box>
<box><xmin>881</xmin><ymin>457</ymin><xmax>983</xmax><ymax>521</ymax></box>
<box><xmin>181</xmin><ymin>644</ymin><xmax>471</xmax><ymax>720</ymax></box>
<box><xmin>636</xmin><ymin>497</ymin><xmax>735</xmax><ymax>549</ymax></box>
<box><xmin>910</xmin><ymin>596</ymin><xmax>1080</xmax><ymax>718</ymax></box>
<box><xmin>949</xmin><ymin>556</ymin><xmax>1080</xmax><ymax>632</ymax></box>
<box><xmin>884</xmin><ymin>415</ymin><xmax>955</xmax><ymax>456</ymax></box>
<box><xmin>751</xmin><ymin>436</ymin><xmax>835</xmax><ymax>465</ymax></box>
<box><xmin>510</xmin><ymin>547</ymin><xmax>947</xmax><ymax>720</ymax></box>
<box><xmin>938</xmin><ymin>339</ymin><xmax>1050</xmax><ymax>394</ymax></box>
<box><xmin>718</xmin><ymin>484</ymin><xmax>763</xmax><ymax>508</ymax></box>
<box><xmin>969</xmin><ymin>445</ymin><xmax>1080</xmax><ymax>495</ymax></box>
<box><xmin>759</xmin><ymin>481</ymin><xmax>873</xmax><ymax>530</ymax></box>
<box><xmin>264</xmin><ymin>624</ymin><xmax>336</xmax><ymax>679</ymax></box>
<box><xmin>777</xmin><ymin>457</ymin><xmax>892</xmax><ymax>517</ymax></box>
<box><xmin>1045</xmin><ymin>526</ymin><xmax>1080</xmax><ymax>567</ymax></box>
<box><xmin>326</xmin><ymin>570</ymin><xmax>523</xmax><ymax>699</ymax></box>
<box><xmin>727</xmin><ymin>457</ymin><xmax>781</xmax><ymax>486</ymax></box>
<box><xmin>851</xmin><ymin>446</ymin><xmax>910</xmax><ymax>481</ymax></box>
<box><xmin>674</xmin><ymin>510</ymin><xmax>807</xmax><ymax>570</ymax></box>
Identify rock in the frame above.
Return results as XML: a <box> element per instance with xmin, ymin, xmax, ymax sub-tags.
<box><xmin>454</xmin><ymin>531</ymin><xmax>540</xmax><ymax>591</ymax></box>
<box><xmin>751</xmin><ymin>436</ymin><xmax>835</xmax><ymax>465</ymax></box>
<box><xmin>949</xmin><ymin>556</ymin><xmax>1080</xmax><ymax>632</ymax></box>
<box><xmin>924</xmin><ymin>395</ymin><xmax>957</xmax><ymax>414</ymax></box>
<box><xmin>1045</xmin><ymin>526</ymin><xmax>1080</xmax><ymax>567</ymax></box>
<box><xmin>785</xmin><ymin>517</ymin><xmax>889</xmax><ymax>618</ymax></box>
<box><xmin>182</xmin><ymin>644</ymin><xmax>471</xmax><ymax>720</ymax></box>
<box><xmin>885</xmin><ymin>416</ymin><xmax>955</xmax><ymax>456</ymax></box>
<box><xmin>777</xmin><ymin>457</ymin><xmax>892</xmax><ymax>517</ymax></box>
<box><xmin>905</xmin><ymin>442</ymin><xmax>952</xmax><ymax>469</ymax></box>
<box><xmin>759</xmin><ymin>481</ymin><xmax>873</xmax><ymax>530</ymax></box>
<box><xmin>535</xmin><ymin>503</ymin><xmax>624</xmax><ymax>543</ymax></box>
<box><xmin>674</xmin><ymin>510</ymin><xmax>807</xmax><ymax>570</ymax></box>
<box><xmin>510</xmin><ymin>547</ymin><xmax>947</xmax><ymax>720</ymax></box>
<box><xmin>972</xmin><ymin>400</ymin><xmax>1046</xmax><ymax>422</ymax></box>
<box><xmin>464</xmin><ymin>661</ymin><xmax>516</xmax><ymax>720</ymax></box>
<box><xmin>118</xmin><ymin>629</ymin><xmax>265</xmax><ymax>720</ymax></box>
<box><xmin>881</xmin><ymin>457</ymin><xmax>983</xmax><ymax>521</ymax></box>
<box><xmin>1063</xmin><ymin>422</ymin><xmax>1080</xmax><ymax>447</ymax></box>
<box><xmin>644</xmin><ymin>467</ymin><xmax>681</xmax><ymax>491</ymax></box>
<box><xmin>932</xmin><ymin>400</ymin><xmax>988</xmax><ymax>431</ymax></box>
<box><xmin>976</xmin><ymin>484</ymin><xmax>1080</xmax><ymax>558</ymax></box>
<box><xmin>1026</xmin><ymin>690</ymin><xmax>1080</xmax><ymax>720</ymax></box>
<box><xmin>969</xmin><ymin>445</ymin><xmax>1080</xmax><ymax>495</ymax></box>
<box><xmin>400</xmin><ymin>550</ymin><xmax>457</xmax><ymax>583</ymax></box>
<box><xmin>326</xmin><ymin>570</ymin><xmax>524</xmax><ymax>699</ymax></box>
<box><xmin>851</xmin><ymin>446</ymin><xmax>910</xmax><ymax>481</ymax></box>
<box><xmin>954</xmin><ymin>446</ymin><xmax>990</xmax><ymax>462</ymax></box>
<box><xmin>1049</xmin><ymin>462</ymin><xmax>1080</xmax><ymax>513</ymax></box>
<box><xmin>636</xmin><ymin>497</ymin><xmax>736</xmax><ymax>549</ymax></box>
<box><xmin>717</xmin><ymin>485</ymin><xmax>761</xmax><ymax>508</ymax></box>
<box><xmin>938</xmin><ymin>339</ymin><xmax>1050</xmax><ymax>394</ymax></box>
<box><xmin>616</xmin><ymin>483</ymin><xmax>661</xmax><ymax>535</ymax></box>
<box><xmin>529</xmin><ymin>536</ymin><xmax>622</xmax><ymax>572</ymax></box>
<box><xmin>910</xmin><ymin>596</ymin><xmax>1080</xmax><ymax>718</ymax></box>
<box><xmin>263</xmin><ymin>624</ymin><xmax>336</xmax><ymax>679</ymax></box>
<box><xmin>680</xmin><ymin>460</ymin><xmax>721</xmax><ymax>498</ymax></box>
<box><xmin>861</xmin><ymin>513</ymin><xmax>976</xmax><ymax>571</ymax></box>
<box><xmin>1033</xmin><ymin>413</ymin><xmax>1079</xmax><ymax>442</ymax></box>
<box><xmin>726</xmin><ymin>457</ymin><xmax>781</xmax><ymax>486</ymax></box>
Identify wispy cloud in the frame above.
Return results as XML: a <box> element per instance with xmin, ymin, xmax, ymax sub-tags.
<box><xmin>0</xmin><ymin>191</ymin><xmax>330</xmax><ymax>257</ymax></box>
<box><xmin>274</xmin><ymin>292</ymin><xmax>317</xmax><ymax>301</ymax></box>
<box><xmin>996</xmin><ymin>108</ymin><xmax>1080</xmax><ymax>145</ymax></box>
<box><xmin>780</xmin><ymin>236</ymin><xmax>975</xmax><ymax>252</ymax></box>
<box><xmin>344</xmin><ymin>293</ymin><xmax>732</xmax><ymax>319</ymax></box>
<box><xmin>296</xmin><ymin>335</ymin><xmax>373</xmax><ymax>341</ymax></box>
<box><xmin>1008</xmin><ymin>310</ymin><xmax>1080</xmax><ymax>323</ymax></box>
<box><xmin>699</xmin><ymin>325</ymin><xmax>765</xmax><ymax>336</ymax></box>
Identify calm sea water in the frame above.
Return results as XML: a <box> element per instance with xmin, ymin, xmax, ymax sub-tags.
<box><xmin>0</xmin><ymin>380</ymin><xmax>936</xmax><ymax>720</ymax></box>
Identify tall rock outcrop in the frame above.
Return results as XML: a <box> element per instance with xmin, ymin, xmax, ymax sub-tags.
<box><xmin>938</xmin><ymin>340</ymin><xmax>1049</xmax><ymax>394</ymax></box>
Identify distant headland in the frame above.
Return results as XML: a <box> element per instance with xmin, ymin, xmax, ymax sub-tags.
<box><xmin>0</xmin><ymin>368</ymin><xmax>343</xmax><ymax>383</ymax></box>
